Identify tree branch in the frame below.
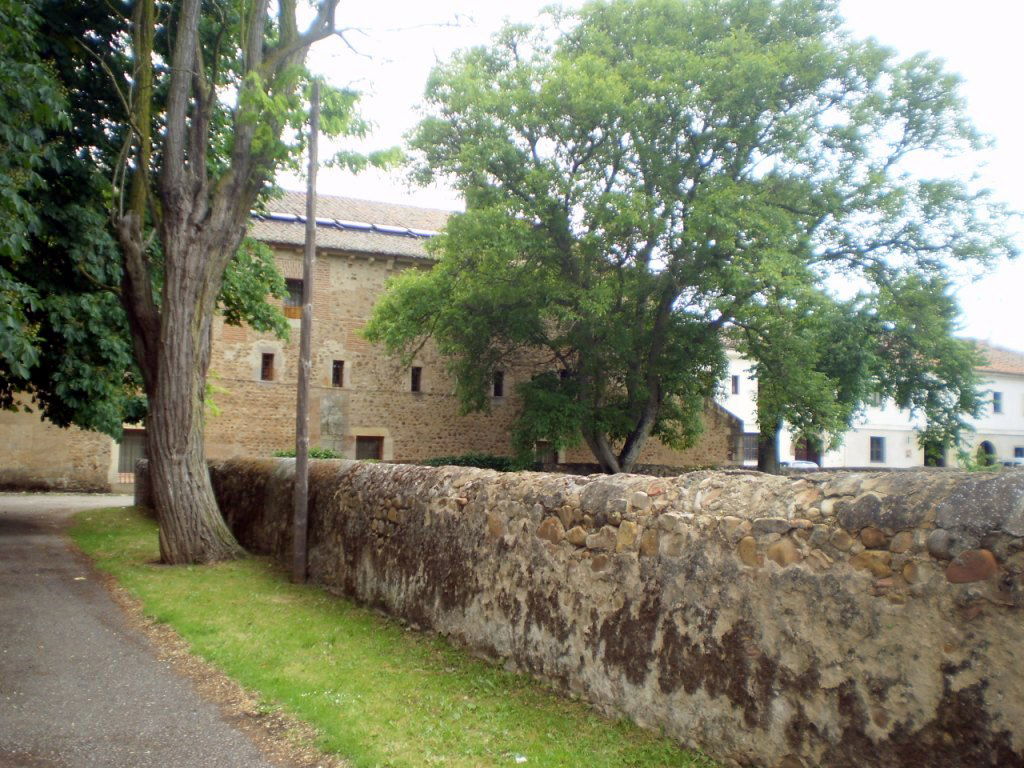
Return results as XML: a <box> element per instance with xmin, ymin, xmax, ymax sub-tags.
<box><xmin>261</xmin><ymin>0</ymin><xmax>339</xmax><ymax>77</ymax></box>
<box><xmin>161</xmin><ymin>0</ymin><xmax>202</xmax><ymax>203</ymax></box>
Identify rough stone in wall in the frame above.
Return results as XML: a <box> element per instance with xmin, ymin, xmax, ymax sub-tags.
<box><xmin>203</xmin><ymin>459</ymin><xmax>1024</xmax><ymax>768</ymax></box>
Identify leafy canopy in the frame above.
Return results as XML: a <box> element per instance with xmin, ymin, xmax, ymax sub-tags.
<box><xmin>0</xmin><ymin>0</ymin><xmax>68</xmax><ymax>384</ymax></box>
<box><xmin>0</xmin><ymin>0</ymin><xmax>395</xmax><ymax>438</ymax></box>
<box><xmin>367</xmin><ymin>0</ymin><xmax>1014</xmax><ymax>473</ymax></box>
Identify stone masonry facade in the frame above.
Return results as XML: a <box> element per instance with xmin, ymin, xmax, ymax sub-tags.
<box><xmin>203</xmin><ymin>192</ymin><xmax>738</xmax><ymax>468</ymax></box>
<box><xmin>205</xmin><ymin>246</ymin><xmax>528</xmax><ymax>461</ymax></box>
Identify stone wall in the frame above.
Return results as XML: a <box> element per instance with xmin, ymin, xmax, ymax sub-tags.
<box><xmin>0</xmin><ymin>404</ymin><xmax>113</xmax><ymax>491</ymax></box>
<box><xmin>200</xmin><ymin>459</ymin><xmax>1024</xmax><ymax>767</ymax></box>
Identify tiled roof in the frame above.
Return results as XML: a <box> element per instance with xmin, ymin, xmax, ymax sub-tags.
<box><xmin>972</xmin><ymin>340</ymin><xmax>1024</xmax><ymax>376</ymax></box>
<box><xmin>251</xmin><ymin>190</ymin><xmax>453</xmax><ymax>260</ymax></box>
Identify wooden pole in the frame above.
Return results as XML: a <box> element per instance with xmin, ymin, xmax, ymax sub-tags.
<box><xmin>292</xmin><ymin>80</ymin><xmax>319</xmax><ymax>583</ymax></box>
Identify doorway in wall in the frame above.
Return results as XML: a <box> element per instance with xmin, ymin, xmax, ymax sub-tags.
<box><xmin>355</xmin><ymin>435</ymin><xmax>384</xmax><ymax>461</ymax></box>
<box><xmin>793</xmin><ymin>438</ymin><xmax>822</xmax><ymax>465</ymax></box>
<box><xmin>923</xmin><ymin>437</ymin><xmax>947</xmax><ymax>467</ymax></box>
<box><xmin>117</xmin><ymin>429</ymin><xmax>147</xmax><ymax>483</ymax></box>
<box><xmin>534</xmin><ymin>440</ymin><xmax>558</xmax><ymax>467</ymax></box>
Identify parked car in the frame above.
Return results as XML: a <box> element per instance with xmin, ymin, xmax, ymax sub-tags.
<box><xmin>781</xmin><ymin>460</ymin><xmax>819</xmax><ymax>470</ymax></box>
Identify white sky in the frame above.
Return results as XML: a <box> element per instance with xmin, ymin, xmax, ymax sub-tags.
<box><xmin>284</xmin><ymin>0</ymin><xmax>1024</xmax><ymax>351</ymax></box>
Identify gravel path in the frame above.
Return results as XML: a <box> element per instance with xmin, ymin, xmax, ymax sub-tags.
<box><xmin>0</xmin><ymin>493</ymin><xmax>280</xmax><ymax>768</ymax></box>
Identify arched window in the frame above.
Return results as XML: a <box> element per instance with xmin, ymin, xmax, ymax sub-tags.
<box><xmin>977</xmin><ymin>441</ymin><xmax>997</xmax><ymax>467</ymax></box>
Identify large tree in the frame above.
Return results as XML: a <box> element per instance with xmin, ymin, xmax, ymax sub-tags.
<box><xmin>2</xmin><ymin>0</ymin><xmax>388</xmax><ymax>563</ymax></box>
<box><xmin>366</xmin><ymin>0</ymin><xmax>1015</xmax><ymax>474</ymax></box>
<box><xmin>106</xmin><ymin>0</ymin><xmax>392</xmax><ymax>563</ymax></box>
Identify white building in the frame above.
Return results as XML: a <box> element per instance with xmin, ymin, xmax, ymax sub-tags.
<box><xmin>720</xmin><ymin>341</ymin><xmax>1024</xmax><ymax>469</ymax></box>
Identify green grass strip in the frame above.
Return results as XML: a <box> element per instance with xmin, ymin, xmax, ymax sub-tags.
<box><xmin>71</xmin><ymin>506</ymin><xmax>716</xmax><ymax>768</ymax></box>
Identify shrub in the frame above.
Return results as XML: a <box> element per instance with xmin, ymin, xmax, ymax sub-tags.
<box><xmin>421</xmin><ymin>452</ymin><xmax>535</xmax><ymax>472</ymax></box>
<box><xmin>272</xmin><ymin>447</ymin><xmax>343</xmax><ymax>459</ymax></box>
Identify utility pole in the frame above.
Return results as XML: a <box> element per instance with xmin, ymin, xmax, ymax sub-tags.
<box><xmin>292</xmin><ymin>80</ymin><xmax>319</xmax><ymax>583</ymax></box>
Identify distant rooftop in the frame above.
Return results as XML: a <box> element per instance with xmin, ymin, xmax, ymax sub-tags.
<box><xmin>972</xmin><ymin>340</ymin><xmax>1024</xmax><ymax>376</ymax></box>
<box><xmin>251</xmin><ymin>190</ymin><xmax>452</xmax><ymax>259</ymax></box>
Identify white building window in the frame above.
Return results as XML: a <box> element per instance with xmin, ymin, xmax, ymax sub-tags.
<box><xmin>731</xmin><ymin>375</ymin><xmax>740</xmax><ymax>395</ymax></box>
<box><xmin>869</xmin><ymin>436</ymin><xmax>886</xmax><ymax>463</ymax></box>
<box><xmin>992</xmin><ymin>391</ymin><xmax>1003</xmax><ymax>414</ymax></box>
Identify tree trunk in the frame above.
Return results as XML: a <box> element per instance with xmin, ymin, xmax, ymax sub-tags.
<box><xmin>147</xmin><ymin>386</ymin><xmax>242</xmax><ymax>564</ymax></box>
<box><xmin>757</xmin><ymin>421</ymin><xmax>783</xmax><ymax>474</ymax></box>
<box><xmin>582</xmin><ymin>430</ymin><xmax>621</xmax><ymax>473</ymax></box>
<box><xmin>618</xmin><ymin>425</ymin><xmax>653</xmax><ymax>474</ymax></box>
<box><xmin>143</xmin><ymin>230</ymin><xmax>243</xmax><ymax>564</ymax></box>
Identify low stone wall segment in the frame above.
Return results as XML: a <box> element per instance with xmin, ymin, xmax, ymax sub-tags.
<box><xmin>0</xmin><ymin>404</ymin><xmax>113</xmax><ymax>492</ymax></box>
<box><xmin>202</xmin><ymin>459</ymin><xmax>1023</xmax><ymax>767</ymax></box>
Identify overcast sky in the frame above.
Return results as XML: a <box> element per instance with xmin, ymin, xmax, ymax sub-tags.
<box><xmin>284</xmin><ymin>0</ymin><xmax>1023</xmax><ymax>351</ymax></box>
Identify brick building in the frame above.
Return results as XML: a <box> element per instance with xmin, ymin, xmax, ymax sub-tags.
<box><xmin>0</xmin><ymin>192</ymin><xmax>739</xmax><ymax>490</ymax></box>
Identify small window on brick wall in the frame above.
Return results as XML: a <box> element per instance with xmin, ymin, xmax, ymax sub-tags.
<box><xmin>332</xmin><ymin>360</ymin><xmax>345</xmax><ymax>388</ymax></box>
<box><xmin>284</xmin><ymin>279</ymin><xmax>303</xmax><ymax>319</ymax></box>
<box><xmin>261</xmin><ymin>352</ymin><xmax>275</xmax><ymax>381</ymax></box>
<box><xmin>493</xmin><ymin>370</ymin><xmax>505</xmax><ymax>398</ymax></box>
<box><xmin>355</xmin><ymin>435</ymin><xmax>384</xmax><ymax>460</ymax></box>
<box><xmin>411</xmin><ymin>366</ymin><xmax>422</xmax><ymax>393</ymax></box>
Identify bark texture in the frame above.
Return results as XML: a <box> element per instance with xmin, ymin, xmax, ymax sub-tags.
<box><xmin>145</xmin><ymin>228</ymin><xmax>243</xmax><ymax>563</ymax></box>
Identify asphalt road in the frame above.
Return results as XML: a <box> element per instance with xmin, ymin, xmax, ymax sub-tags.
<box><xmin>0</xmin><ymin>493</ymin><xmax>279</xmax><ymax>768</ymax></box>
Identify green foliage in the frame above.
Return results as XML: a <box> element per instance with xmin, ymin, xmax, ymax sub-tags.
<box><xmin>370</xmin><ymin>0</ymin><xmax>1015</xmax><ymax>473</ymax></box>
<box><xmin>738</xmin><ymin>275</ymin><xmax>983</xmax><ymax>468</ymax></box>
<box><xmin>220</xmin><ymin>238</ymin><xmax>289</xmax><ymax>339</ymax></box>
<box><xmin>0</xmin><ymin>0</ymin><xmax>68</xmax><ymax>261</ymax></box>
<box><xmin>422</xmin><ymin>452</ymin><xmax>535</xmax><ymax>472</ymax></box>
<box><xmin>72</xmin><ymin>506</ymin><xmax>714</xmax><ymax>767</ymax></box>
<box><xmin>874</xmin><ymin>275</ymin><xmax>983</xmax><ymax>452</ymax></box>
<box><xmin>957</xmin><ymin>446</ymin><xmax>1001</xmax><ymax>473</ymax></box>
<box><xmin>272</xmin><ymin>447</ymin><xmax>343</xmax><ymax>459</ymax></box>
<box><xmin>738</xmin><ymin>290</ymin><xmax>867</xmax><ymax>449</ymax></box>
<box><xmin>204</xmin><ymin>372</ymin><xmax>230</xmax><ymax>418</ymax></box>
<box><xmin>0</xmin><ymin>143</ymin><xmax>145</xmax><ymax>436</ymax></box>
<box><xmin>0</xmin><ymin>0</ymin><xmax>68</xmax><ymax>385</ymax></box>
